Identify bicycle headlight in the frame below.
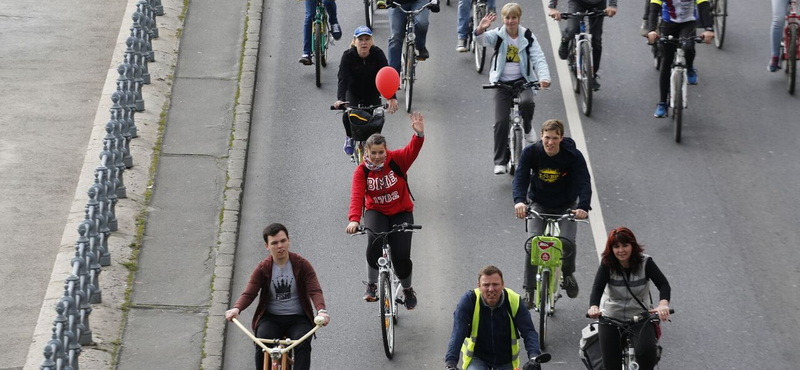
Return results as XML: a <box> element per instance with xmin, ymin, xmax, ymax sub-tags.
<box><xmin>513</xmin><ymin>116</ymin><xmax>521</xmax><ymax>123</ymax></box>
<box><xmin>407</xmin><ymin>32</ymin><xmax>416</xmax><ymax>42</ymax></box>
<box><xmin>377</xmin><ymin>257</ymin><xmax>388</xmax><ymax>267</ymax></box>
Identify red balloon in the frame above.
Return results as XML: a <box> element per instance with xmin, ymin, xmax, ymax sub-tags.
<box><xmin>375</xmin><ymin>66</ymin><xmax>400</xmax><ymax>99</ymax></box>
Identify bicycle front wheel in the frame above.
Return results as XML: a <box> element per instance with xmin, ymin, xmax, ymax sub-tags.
<box><xmin>672</xmin><ymin>72</ymin><xmax>684</xmax><ymax>143</ymax></box>
<box><xmin>473</xmin><ymin>5</ymin><xmax>486</xmax><ymax>73</ymax></box>
<box><xmin>314</xmin><ymin>22</ymin><xmax>322</xmax><ymax>87</ymax></box>
<box><xmin>538</xmin><ymin>269</ymin><xmax>550</xmax><ymax>350</ymax></box>
<box><xmin>713</xmin><ymin>0</ymin><xmax>727</xmax><ymax>48</ymax></box>
<box><xmin>404</xmin><ymin>42</ymin><xmax>415</xmax><ymax>112</ymax></box>
<box><xmin>569</xmin><ymin>42</ymin><xmax>579</xmax><ymax>93</ymax></box>
<box><xmin>379</xmin><ymin>271</ymin><xmax>395</xmax><ymax>359</ymax></box>
<box><xmin>579</xmin><ymin>42</ymin><xmax>593</xmax><ymax>116</ymax></box>
<box><xmin>509</xmin><ymin>125</ymin><xmax>521</xmax><ymax>176</ymax></box>
<box><xmin>788</xmin><ymin>25</ymin><xmax>797</xmax><ymax>95</ymax></box>
<box><xmin>364</xmin><ymin>0</ymin><xmax>374</xmax><ymax>29</ymax></box>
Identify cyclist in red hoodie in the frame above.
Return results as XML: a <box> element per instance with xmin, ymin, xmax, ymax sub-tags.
<box><xmin>346</xmin><ymin>112</ymin><xmax>425</xmax><ymax>310</ymax></box>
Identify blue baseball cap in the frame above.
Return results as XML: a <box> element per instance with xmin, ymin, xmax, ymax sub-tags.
<box><xmin>354</xmin><ymin>25</ymin><xmax>373</xmax><ymax>38</ymax></box>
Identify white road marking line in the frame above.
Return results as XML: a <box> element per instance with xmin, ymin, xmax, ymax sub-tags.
<box><xmin>540</xmin><ymin>0</ymin><xmax>608</xmax><ymax>260</ymax></box>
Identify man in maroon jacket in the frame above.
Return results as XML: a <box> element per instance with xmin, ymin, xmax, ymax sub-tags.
<box><xmin>226</xmin><ymin>223</ymin><xmax>330</xmax><ymax>370</ymax></box>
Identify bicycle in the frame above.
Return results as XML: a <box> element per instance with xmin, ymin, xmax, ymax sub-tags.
<box><xmin>231</xmin><ymin>316</ymin><xmax>326</xmax><ymax>370</ymax></box>
<box><xmin>560</xmin><ymin>10</ymin><xmax>606</xmax><ymax>117</ymax></box>
<box><xmin>585</xmin><ymin>310</ymin><xmax>675</xmax><ymax>370</ymax></box>
<box><xmin>710</xmin><ymin>0</ymin><xmax>727</xmax><ymax>48</ymax></box>
<box><xmin>523</xmin><ymin>209</ymin><xmax>587</xmax><ymax>350</ymax></box>
<box><xmin>312</xmin><ymin>0</ymin><xmax>334</xmax><ymax>88</ymax></box>
<box><xmin>352</xmin><ymin>222</ymin><xmax>422</xmax><ymax>359</ymax></box>
<box><xmin>654</xmin><ymin>35</ymin><xmax>705</xmax><ymax>143</ymax></box>
<box><xmin>466</xmin><ymin>0</ymin><xmax>489</xmax><ymax>73</ymax></box>
<box><xmin>482</xmin><ymin>80</ymin><xmax>541</xmax><ymax>176</ymax></box>
<box><xmin>330</xmin><ymin>103</ymin><xmax>387</xmax><ymax>164</ymax></box>
<box><xmin>388</xmin><ymin>1</ymin><xmax>437</xmax><ymax>112</ymax></box>
<box><xmin>780</xmin><ymin>0</ymin><xmax>799</xmax><ymax>94</ymax></box>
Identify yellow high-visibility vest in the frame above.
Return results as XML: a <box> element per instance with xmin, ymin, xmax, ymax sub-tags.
<box><xmin>460</xmin><ymin>288</ymin><xmax>521</xmax><ymax>369</ymax></box>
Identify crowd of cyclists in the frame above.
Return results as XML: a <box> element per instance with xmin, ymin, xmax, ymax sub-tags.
<box><xmin>222</xmin><ymin>1</ymin><xmax>785</xmax><ymax>369</ymax></box>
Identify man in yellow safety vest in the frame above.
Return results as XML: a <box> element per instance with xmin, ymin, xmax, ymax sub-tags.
<box><xmin>444</xmin><ymin>265</ymin><xmax>545</xmax><ymax>370</ymax></box>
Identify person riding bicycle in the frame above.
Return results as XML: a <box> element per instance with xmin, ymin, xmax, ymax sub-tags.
<box><xmin>548</xmin><ymin>0</ymin><xmax>617</xmax><ymax>91</ymax></box>
<box><xmin>444</xmin><ymin>265</ymin><xmax>543</xmax><ymax>370</ymax></box>
<box><xmin>345</xmin><ymin>112</ymin><xmax>425</xmax><ymax>310</ymax></box>
<box><xmin>455</xmin><ymin>0</ymin><xmax>496</xmax><ymax>52</ymax></box>
<box><xmin>299</xmin><ymin>0</ymin><xmax>342</xmax><ymax>65</ymax></box>
<box><xmin>512</xmin><ymin>119</ymin><xmax>591</xmax><ymax>302</ymax></box>
<box><xmin>646</xmin><ymin>0</ymin><xmax>714</xmax><ymax>118</ymax></box>
<box><xmin>386</xmin><ymin>0</ymin><xmax>441</xmax><ymax>73</ymax></box>
<box><xmin>586</xmin><ymin>227</ymin><xmax>672</xmax><ymax>370</ymax></box>
<box><xmin>334</xmin><ymin>26</ymin><xmax>399</xmax><ymax>155</ymax></box>
<box><xmin>769</xmin><ymin>0</ymin><xmax>791</xmax><ymax>72</ymax></box>
<box><xmin>474</xmin><ymin>3</ymin><xmax>551</xmax><ymax>175</ymax></box>
<box><xmin>225</xmin><ymin>223</ymin><xmax>331</xmax><ymax>370</ymax></box>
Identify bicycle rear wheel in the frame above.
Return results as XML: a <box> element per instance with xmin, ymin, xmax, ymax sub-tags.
<box><xmin>713</xmin><ymin>0</ymin><xmax>727</xmax><ymax>48</ymax></box>
<box><xmin>314</xmin><ymin>23</ymin><xmax>322</xmax><ymax>87</ymax></box>
<box><xmin>364</xmin><ymin>0</ymin><xmax>374</xmax><ymax>29</ymax></box>
<box><xmin>538</xmin><ymin>269</ymin><xmax>549</xmax><ymax>350</ymax></box>
<box><xmin>473</xmin><ymin>5</ymin><xmax>487</xmax><ymax>73</ymax></box>
<box><xmin>788</xmin><ymin>25</ymin><xmax>797</xmax><ymax>95</ymax></box>
<box><xmin>321</xmin><ymin>25</ymin><xmax>329</xmax><ymax>67</ymax></box>
<box><xmin>379</xmin><ymin>271</ymin><xmax>395</xmax><ymax>359</ymax></box>
<box><xmin>404</xmin><ymin>42</ymin><xmax>415</xmax><ymax>112</ymax></box>
<box><xmin>672</xmin><ymin>73</ymin><xmax>684</xmax><ymax>143</ymax></box>
<box><xmin>579</xmin><ymin>42</ymin><xmax>593</xmax><ymax>116</ymax></box>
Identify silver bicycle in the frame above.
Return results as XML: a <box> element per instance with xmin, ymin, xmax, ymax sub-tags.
<box><xmin>655</xmin><ymin>35</ymin><xmax>704</xmax><ymax>143</ymax></box>
<box><xmin>354</xmin><ymin>222</ymin><xmax>421</xmax><ymax>359</ymax></box>
<box><xmin>389</xmin><ymin>1</ymin><xmax>436</xmax><ymax>112</ymax></box>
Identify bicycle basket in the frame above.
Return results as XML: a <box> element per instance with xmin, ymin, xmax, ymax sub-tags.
<box><xmin>349</xmin><ymin>109</ymin><xmax>385</xmax><ymax>142</ymax></box>
<box><xmin>528</xmin><ymin>236</ymin><xmax>563</xmax><ymax>268</ymax></box>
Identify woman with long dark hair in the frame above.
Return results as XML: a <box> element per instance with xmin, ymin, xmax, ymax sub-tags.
<box><xmin>586</xmin><ymin>227</ymin><xmax>671</xmax><ymax>370</ymax></box>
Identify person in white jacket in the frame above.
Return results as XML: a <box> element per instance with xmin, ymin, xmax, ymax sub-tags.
<box><xmin>475</xmin><ymin>3</ymin><xmax>551</xmax><ymax>175</ymax></box>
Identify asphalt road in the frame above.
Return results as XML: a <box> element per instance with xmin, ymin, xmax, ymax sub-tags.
<box><xmin>0</xmin><ymin>1</ymin><xmax>127</xmax><ymax>368</ymax></box>
<box><xmin>225</xmin><ymin>1</ymin><xmax>799</xmax><ymax>370</ymax></box>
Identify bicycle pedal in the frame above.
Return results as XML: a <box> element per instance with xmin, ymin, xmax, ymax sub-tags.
<box><xmin>416</xmin><ymin>57</ymin><xmax>427</xmax><ymax>61</ymax></box>
<box><xmin>395</xmin><ymin>298</ymin><xmax>405</xmax><ymax>304</ymax></box>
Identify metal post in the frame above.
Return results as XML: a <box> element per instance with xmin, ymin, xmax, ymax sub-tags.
<box><xmin>155</xmin><ymin>0</ymin><xmax>164</xmax><ymax>18</ymax></box>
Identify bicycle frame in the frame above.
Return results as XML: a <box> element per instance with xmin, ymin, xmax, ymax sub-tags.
<box><xmin>312</xmin><ymin>0</ymin><xmax>329</xmax><ymax>57</ymax></box>
<box><xmin>669</xmin><ymin>51</ymin><xmax>688</xmax><ymax>111</ymax></box>
<box><xmin>231</xmin><ymin>316</ymin><xmax>324</xmax><ymax>370</ymax></box>
<box><xmin>573</xmin><ymin>20</ymin><xmax>593</xmax><ymax>83</ymax></box>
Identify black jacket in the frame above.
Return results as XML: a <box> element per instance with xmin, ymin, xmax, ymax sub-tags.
<box><xmin>512</xmin><ymin>138</ymin><xmax>592</xmax><ymax>211</ymax></box>
<box><xmin>337</xmin><ymin>45</ymin><xmax>395</xmax><ymax>102</ymax></box>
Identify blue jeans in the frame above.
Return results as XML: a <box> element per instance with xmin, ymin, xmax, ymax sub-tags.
<box><xmin>466</xmin><ymin>357</ymin><xmax>514</xmax><ymax>370</ymax></box>
<box><xmin>388</xmin><ymin>0</ymin><xmax>430</xmax><ymax>73</ymax></box>
<box><xmin>772</xmin><ymin>0</ymin><xmax>790</xmax><ymax>57</ymax></box>
<box><xmin>457</xmin><ymin>0</ymin><xmax>496</xmax><ymax>40</ymax></box>
<box><xmin>304</xmin><ymin>0</ymin><xmax>339</xmax><ymax>55</ymax></box>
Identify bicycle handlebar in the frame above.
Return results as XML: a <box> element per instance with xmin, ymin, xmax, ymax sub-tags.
<box><xmin>585</xmin><ymin>309</ymin><xmax>675</xmax><ymax>324</ymax></box>
<box><xmin>387</xmin><ymin>0</ymin><xmax>435</xmax><ymax>14</ymax></box>
<box><xmin>560</xmin><ymin>10</ymin><xmax>606</xmax><ymax>20</ymax></box>
<box><xmin>482</xmin><ymin>81</ymin><xmax>542</xmax><ymax>92</ymax></box>
<box><xmin>353</xmin><ymin>223</ymin><xmax>422</xmax><ymax>236</ymax></box>
<box><xmin>231</xmin><ymin>316</ymin><xmax>325</xmax><ymax>355</ymax></box>
<box><xmin>652</xmin><ymin>35</ymin><xmax>706</xmax><ymax>46</ymax></box>
<box><xmin>330</xmin><ymin>103</ymin><xmax>387</xmax><ymax>111</ymax></box>
<box><xmin>526</xmin><ymin>208</ymin><xmax>588</xmax><ymax>224</ymax></box>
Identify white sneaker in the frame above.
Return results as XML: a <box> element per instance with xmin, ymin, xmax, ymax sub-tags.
<box><xmin>493</xmin><ymin>165</ymin><xmax>506</xmax><ymax>175</ymax></box>
<box><xmin>456</xmin><ymin>39</ymin><xmax>468</xmax><ymax>53</ymax></box>
<box><xmin>524</xmin><ymin>132</ymin><xmax>536</xmax><ymax>144</ymax></box>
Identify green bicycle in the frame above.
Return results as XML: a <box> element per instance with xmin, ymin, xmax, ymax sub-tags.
<box><xmin>312</xmin><ymin>0</ymin><xmax>333</xmax><ymax>87</ymax></box>
<box><xmin>524</xmin><ymin>209</ymin><xmax>587</xmax><ymax>350</ymax></box>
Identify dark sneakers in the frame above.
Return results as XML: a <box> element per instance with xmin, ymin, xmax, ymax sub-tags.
<box><xmin>417</xmin><ymin>47</ymin><xmax>430</xmax><ymax>60</ymax></box>
<box><xmin>558</xmin><ymin>38</ymin><xmax>569</xmax><ymax>60</ymax></box>
<box><xmin>298</xmin><ymin>54</ymin><xmax>312</xmax><ymax>65</ymax></box>
<box><xmin>363</xmin><ymin>282</ymin><xmax>378</xmax><ymax>302</ymax></box>
<box><xmin>403</xmin><ymin>287</ymin><xmax>417</xmax><ymax>310</ymax></box>
<box><xmin>561</xmin><ymin>274</ymin><xmax>579</xmax><ymax>298</ymax></box>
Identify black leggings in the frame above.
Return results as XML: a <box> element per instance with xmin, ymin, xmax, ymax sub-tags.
<box><xmin>365</xmin><ymin>210</ymin><xmax>414</xmax><ymax>282</ymax></box>
<box><xmin>598</xmin><ymin>321</ymin><xmax>659</xmax><ymax>370</ymax></box>
<box><xmin>563</xmin><ymin>0</ymin><xmax>606</xmax><ymax>73</ymax></box>
<box><xmin>342</xmin><ymin>92</ymin><xmax>381</xmax><ymax>137</ymax></box>
<box><xmin>659</xmin><ymin>21</ymin><xmax>697</xmax><ymax>102</ymax></box>
<box><xmin>492</xmin><ymin>80</ymin><xmax>535</xmax><ymax>165</ymax></box>
<box><xmin>254</xmin><ymin>314</ymin><xmax>313</xmax><ymax>370</ymax></box>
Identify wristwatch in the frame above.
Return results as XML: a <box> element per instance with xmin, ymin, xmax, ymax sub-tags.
<box><xmin>705</xmin><ymin>27</ymin><xmax>714</xmax><ymax>32</ymax></box>
<box><xmin>317</xmin><ymin>309</ymin><xmax>327</xmax><ymax>314</ymax></box>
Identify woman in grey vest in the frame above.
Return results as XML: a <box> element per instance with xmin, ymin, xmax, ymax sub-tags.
<box><xmin>586</xmin><ymin>227</ymin><xmax>671</xmax><ymax>370</ymax></box>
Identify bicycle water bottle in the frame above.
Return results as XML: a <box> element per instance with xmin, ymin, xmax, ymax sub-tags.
<box><xmin>580</xmin><ymin>22</ymin><xmax>585</xmax><ymax>33</ymax></box>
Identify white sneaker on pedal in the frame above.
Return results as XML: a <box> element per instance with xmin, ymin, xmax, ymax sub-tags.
<box><xmin>494</xmin><ymin>165</ymin><xmax>506</xmax><ymax>175</ymax></box>
<box><xmin>524</xmin><ymin>132</ymin><xmax>536</xmax><ymax>144</ymax></box>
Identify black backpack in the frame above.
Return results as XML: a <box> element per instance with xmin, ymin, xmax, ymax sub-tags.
<box><xmin>492</xmin><ymin>28</ymin><xmax>535</xmax><ymax>76</ymax></box>
<box><xmin>362</xmin><ymin>159</ymin><xmax>415</xmax><ymax>201</ymax></box>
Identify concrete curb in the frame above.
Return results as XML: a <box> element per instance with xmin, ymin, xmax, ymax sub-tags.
<box><xmin>200</xmin><ymin>0</ymin><xmax>262</xmax><ymax>369</ymax></box>
<box><xmin>22</xmin><ymin>1</ymin><xmax>187</xmax><ymax>369</ymax></box>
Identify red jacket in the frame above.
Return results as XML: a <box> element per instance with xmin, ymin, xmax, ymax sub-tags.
<box><xmin>349</xmin><ymin>134</ymin><xmax>424</xmax><ymax>222</ymax></box>
<box><xmin>233</xmin><ymin>252</ymin><xmax>326</xmax><ymax>331</ymax></box>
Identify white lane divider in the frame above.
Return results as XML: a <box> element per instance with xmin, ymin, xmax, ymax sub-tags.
<box><xmin>539</xmin><ymin>0</ymin><xmax>608</xmax><ymax>260</ymax></box>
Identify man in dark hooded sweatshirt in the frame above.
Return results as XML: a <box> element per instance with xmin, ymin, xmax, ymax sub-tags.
<box><xmin>512</xmin><ymin>118</ymin><xmax>591</xmax><ymax>304</ymax></box>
